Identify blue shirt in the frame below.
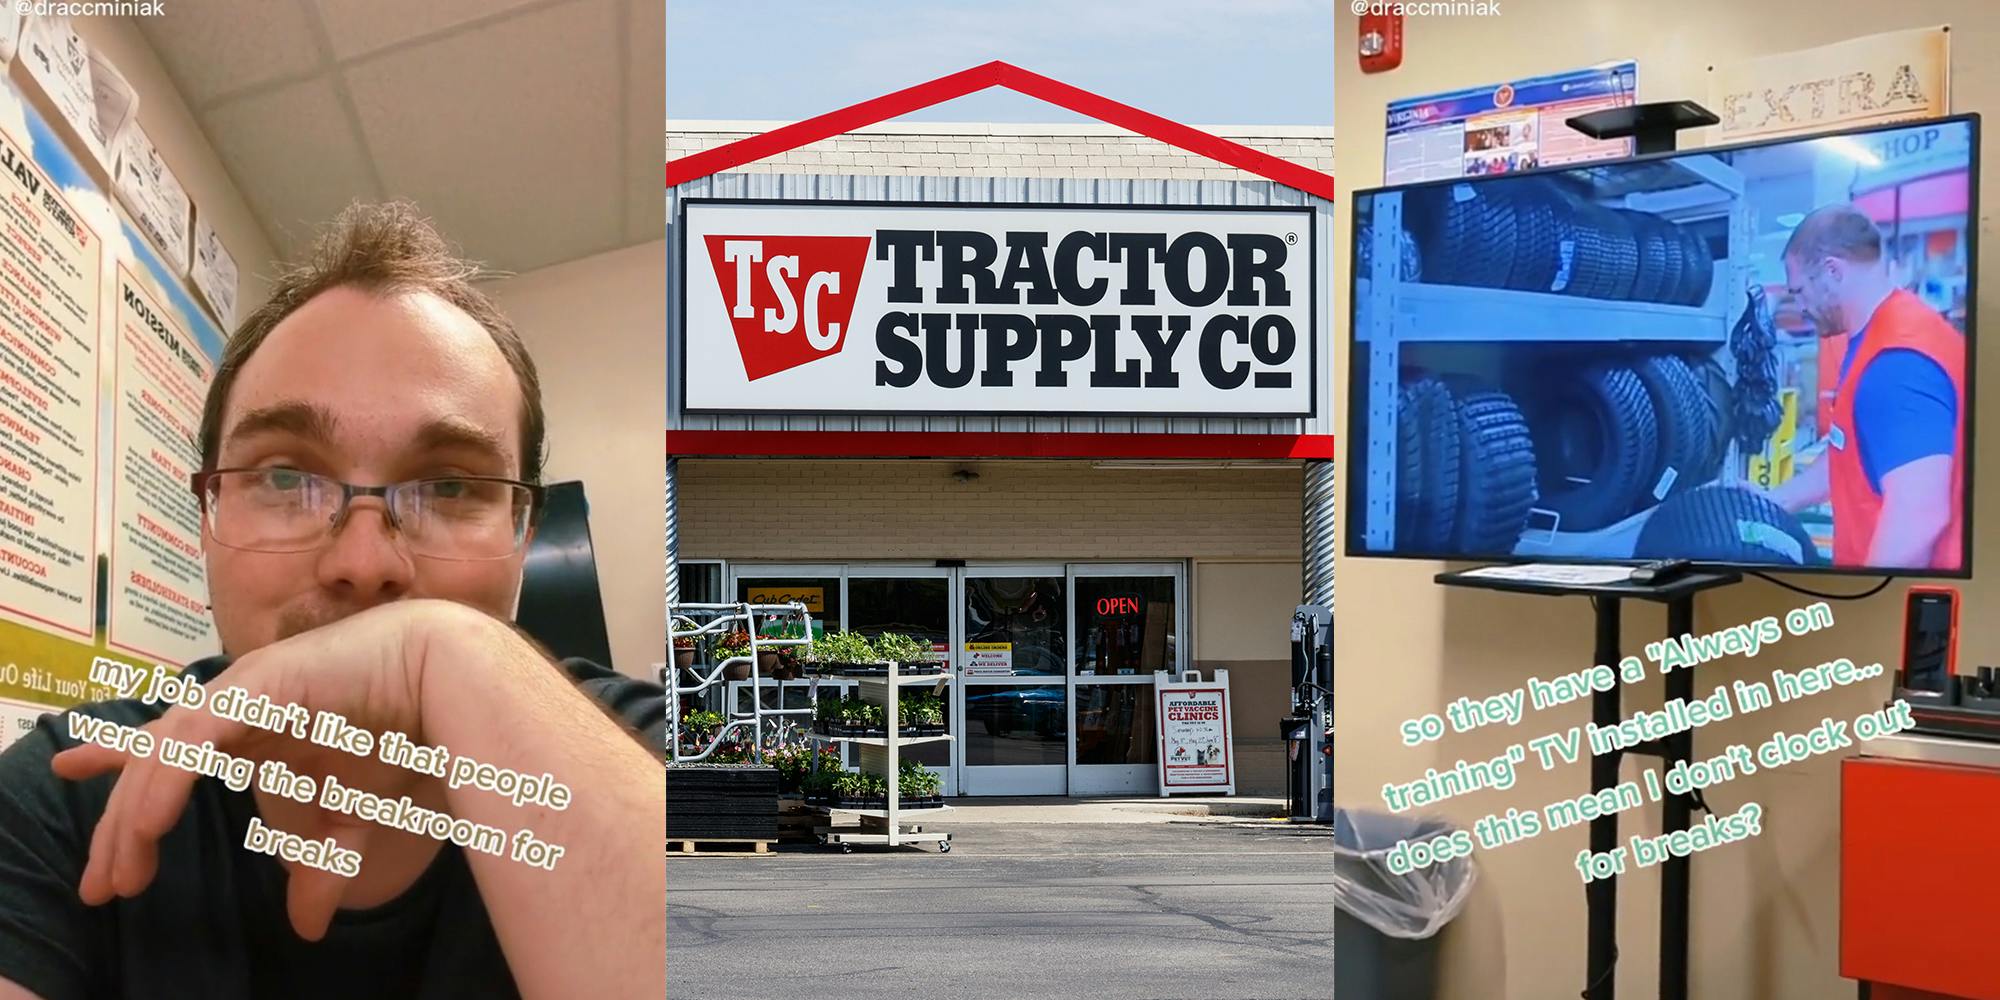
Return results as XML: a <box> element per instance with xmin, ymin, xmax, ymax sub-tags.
<box><xmin>1837</xmin><ymin>321</ymin><xmax>1958</xmax><ymax>494</ymax></box>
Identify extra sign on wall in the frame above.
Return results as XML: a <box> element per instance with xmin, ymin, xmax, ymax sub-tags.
<box><xmin>679</xmin><ymin>199</ymin><xmax>1316</xmax><ymax>416</ymax></box>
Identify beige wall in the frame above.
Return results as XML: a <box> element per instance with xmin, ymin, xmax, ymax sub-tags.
<box><xmin>74</xmin><ymin>16</ymin><xmax>278</xmax><ymax>311</ymax></box>
<box><xmin>1335</xmin><ymin>5</ymin><xmax>1997</xmax><ymax>999</ymax></box>
<box><xmin>679</xmin><ymin>460</ymin><xmax>1304</xmax><ymax>792</ymax></box>
<box><xmin>486</xmin><ymin>241</ymin><xmax>667</xmax><ymax>678</ymax></box>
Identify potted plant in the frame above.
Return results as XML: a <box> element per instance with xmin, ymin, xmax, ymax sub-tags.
<box><xmin>899</xmin><ymin>758</ymin><xmax>942</xmax><ymax>808</ymax></box>
<box><xmin>671</xmin><ymin>617</ymin><xmax>698</xmax><ymax>671</ymax></box>
<box><xmin>679</xmin><ymin>709</ymin><xmax>725</xmax><ymax>756</ymax></box>
<box><xmin>804</xmin><ymin>630</ymin><xmax>876</xmax><ymax>674</ymax></box>
<box><xmin>713</xmin><ymin>629</ymin><xmax>753</xmax><ymax>681</ymax></box>
<box><xmin>873</xmin><ymin>632</ymin><xmax>936</xmax><ymax>672</ymax></box>
<box><xmin>899</xmin><ymin>692</ymin><xmax>946</xmax><ymax>737</ymax></box>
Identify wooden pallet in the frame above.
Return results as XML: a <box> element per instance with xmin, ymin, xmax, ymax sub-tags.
<box><xmin>668</xmin><ymin>838</ymin><xmax>776</xmax><ymax>857</ymax></box>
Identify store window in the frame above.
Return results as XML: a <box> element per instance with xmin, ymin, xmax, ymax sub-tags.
<box><xmin>1075</xmin><ymin>686</ymin><xmax>1156</xmax><ymax>766</ymax></box>
<box><xmin>964</xmin><ymin>576</ymin><xmax>1066</xmax><ymax>676</ymax></box>
<box><xmin>1075</xmin><ymin>576</ymin><xmax>1176</xmax><ymax>676</ymax></box>
<box><xmin>675</xmin><ymin>560</ymin><xmax>724</xmax><ymax>605</ymax></box>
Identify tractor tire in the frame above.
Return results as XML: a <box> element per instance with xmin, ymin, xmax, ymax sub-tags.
<box><xmin>1526</xmin><ymin>363</ymin><xmax>1660</xmax><ymax>532</ymax></box>
<box><xmin>1623</xmin><ymin>211</ymin><xmax>1672</xmax><ymax>304</ymax></box>
<box><xmin>1506</xmin><ymin>182</ymin><xmax>1564</xmax><ymax>293</ymax></box>
<box><xmin>1397</xmin><ymin>376</ymin><xmax>1462</xmax><ymax>552</ymax></box>
<box><xmin>1680</xmin><ymin>226</ymin><xmax>1715</xmax><ymax>306</ymax></box>
<box><xmin>1405</xmin><ymin>183</ymin><xmax>1518</xmax><ymax>289</ymax></box>
<box><xmin>1631</xmin><ymin>354</ymin><xmax>1720</xmax><ymax>511</ymax></box>
<box><xmin>1447</xmin><ymin>387</ymin><xmax>1539</xmax><ymax>556</ymax></box>
<box><xmin>1634</xmin><ymin>484</ymin><xmax>1823</xmax><ymax>566</ymax></box>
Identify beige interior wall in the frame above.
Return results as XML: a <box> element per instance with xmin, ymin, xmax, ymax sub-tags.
<box><xmin>74</xmin><ymin>16</ymin><xmax>278</xmax><ymax>311</ymax></box>
<box><xmin>486</xmin><ymin>241</ymin><xmax>667</xmax><ymax>678</ymax></box>
<box><xmin>1334</xmin><ymin>5</ymin><xmax>1997</xmax><ymax>998</ymax></box>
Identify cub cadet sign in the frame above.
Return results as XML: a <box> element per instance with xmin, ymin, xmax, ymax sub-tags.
<box><xmin>680</xmin><ymin>200</ymin><xmax>1315</xmax><ymax>415</ymax></box>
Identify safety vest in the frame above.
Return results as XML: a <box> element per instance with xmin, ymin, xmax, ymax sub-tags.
<box><xmin>1825</xmin><ymin>288</ymin><xmax>1965</xmax><ymax>569</ymax></box>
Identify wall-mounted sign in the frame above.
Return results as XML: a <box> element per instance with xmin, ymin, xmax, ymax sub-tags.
<box><xmin>1156</xmin><ymin>669</ymin><xmax>1235</xmax><ymax>796</ymax></box>
<box><xmin>1709</xmin><ymin>25</ymin><xmax>1948</xmax><ymax>144</ymax></box>
<box><xmin>679</xmin><ymin>199</ymin><xmax>1316</xmax><ymax>417</ymax></box>
<box><xmin>747</xmin><ymin>586</ymin><xmax>823</xmax><ymax>613</ymax></box>
<box><xmin>1385</xmin><ymin>61</ymin><xmax>1638</xmax><ymax>185</ymax></box>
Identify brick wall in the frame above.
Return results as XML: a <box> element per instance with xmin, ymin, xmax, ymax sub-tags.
<box><xmin>676</xmin><ymin>459</ymin><xmax>1302</xmax><ymax>561</ymax></box>
<box><xmin>667</xmin><ymin>120</ymin><xmax>1333</xmax><ymax>181</ymax></box>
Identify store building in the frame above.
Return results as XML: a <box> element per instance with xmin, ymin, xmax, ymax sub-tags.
<box><xmin>666</xmin><ymin>62</ymin><xmax>1334</xmax><ymax>797</ymax></box>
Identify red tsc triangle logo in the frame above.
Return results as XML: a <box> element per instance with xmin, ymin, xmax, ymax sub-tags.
<box><xmin>702</xmin><ymin>235</ymin><xmax>873</xmax><ymax>381</ymax></box>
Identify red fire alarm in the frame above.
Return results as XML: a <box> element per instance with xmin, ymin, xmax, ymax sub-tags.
<box><xmin>1358</xmin><ymin>11</ymin><xmax>1403</xmax><ymax>73</ymax></box>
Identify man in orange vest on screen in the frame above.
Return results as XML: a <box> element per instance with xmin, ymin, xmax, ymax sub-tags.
<box><xmin>1766</xmin><ymin>204</ymin><xmax>1964</xmax><ymax>571</ymax></box>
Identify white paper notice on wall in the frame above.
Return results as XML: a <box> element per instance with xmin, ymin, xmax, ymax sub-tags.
<box><xmin>114</xmin><ymin>123</ymin><xmax>190</xmax><ymax>276</ymax></box>
<box><xmin>18</xmin><ymin>16</ymin><xmax>107</xmax><ymax>169</ymax></box>
<box><xmin>88</xmin><ymin>45</ymin><xmax>138</xmax><ymax>155</ymax></box>
<box><xmin>0</xmin><ymin>120</ymin><xmax>103</xmax><ymax>642</ymax></box>
<box><xmin>1709</xmin><ymin>26</ymin><xmax>1949</xmax><ymax>143</ymax></box>
<box><xmin>107</xmin><ymin>265</ymin><xmax>217</xmax><ymax>667</ymax></box>
<box><xmin>192</xmin><ymin>214</ymin><xmax>238</xmax><ymax>330</ymax></box>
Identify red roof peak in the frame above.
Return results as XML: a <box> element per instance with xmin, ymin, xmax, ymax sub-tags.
<box><xmin>666</xmin><ymin>60</ymin><xmax>1333</xmax><ymax>199</ymax></box>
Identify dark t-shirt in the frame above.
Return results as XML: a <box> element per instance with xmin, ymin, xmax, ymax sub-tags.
<box><xmin>0</xmin><ymin>655</ymin><xmax>664</xmax><ymax>1000</ymax></box>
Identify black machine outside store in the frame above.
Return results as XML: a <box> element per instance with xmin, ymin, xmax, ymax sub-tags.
<box><xmin>1286</xmin><ymin>604</ymin><xmax>1332</xmax><ymax>823</ymax></box>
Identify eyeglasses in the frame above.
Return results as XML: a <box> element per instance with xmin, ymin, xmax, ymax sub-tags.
<box><xmin>191</xmin><ymin>468</ymin><xmax>544</xmax><ymax>560</ymax></box>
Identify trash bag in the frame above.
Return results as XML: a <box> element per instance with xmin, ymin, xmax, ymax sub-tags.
<box><xmin>1332</xmin><ymin>809</ymin><xmax>1478</xmax><ymax>940</ymax></box>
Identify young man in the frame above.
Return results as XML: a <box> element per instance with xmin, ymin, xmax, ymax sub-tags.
<box><xmin>0</xmin><ymin>203</ymin><xmax>666</xmax><ymax>999</ymax></box>
<box><xmin>1766</xmin><ymin>203</ymin><xmax>1965</xmax><ymax>571</ymax></box>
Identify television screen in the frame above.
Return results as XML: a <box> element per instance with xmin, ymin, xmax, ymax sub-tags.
<box><xmin>1347</xmin><ymin>115</ymin><xmax>1977</xmax><ymax>575</ymax></box>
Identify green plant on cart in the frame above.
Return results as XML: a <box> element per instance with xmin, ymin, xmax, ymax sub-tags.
<box><xmin>899</xmin><ymin>692</ymin><xmax>945</xmax><ymax>728</ymax></box>
<box><xmin>898</xmin><ymin>758</ymin><xmax>941</xmax><ymax>800</ymax></box>
<box><xmin>872</xmin><ymin>632</ymin><xmax>931</xmax><ymax>665</ymax></box>
<box><xmin>805</xmin><ymin>630</ymin><xmax>876</xmax><ymax>666</ymax></box>
<box><xmin>681</xmin><ymin>710</ymin><xmax>724</xmax><ymax>746</ymax></box>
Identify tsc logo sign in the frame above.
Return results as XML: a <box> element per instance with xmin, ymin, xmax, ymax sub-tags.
<box><xmin>682</xmin><ymin>201</ymin><xmax>1316</xmax><ymax>417</ymax></box>
<box><xmin>701</xmin><ymin>235</ymin><xmax>871</xmax><ymax>380</ymax></box>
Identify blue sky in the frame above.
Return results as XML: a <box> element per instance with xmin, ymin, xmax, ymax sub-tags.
<box><xmin>667</xmin><ymin>0</ymin><xmax>1332</xmax><ymax>126</ymax></box>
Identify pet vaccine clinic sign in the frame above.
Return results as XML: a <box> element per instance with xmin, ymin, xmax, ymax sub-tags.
<box><xmin>679</xmin><ymin>200</ymin><xmax>1316</xmax><ymax>416</ymax></box>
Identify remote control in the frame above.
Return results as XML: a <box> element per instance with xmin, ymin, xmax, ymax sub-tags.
<box><xmin>1629</xmin><ymin>559</ymin><xmax>1692</xmax><ymax>585</ymax></box>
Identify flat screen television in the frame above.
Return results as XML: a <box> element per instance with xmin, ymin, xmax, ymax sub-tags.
<box><xmin>1346</xmin><ymin>114</ymin><xmax>1977</xmax><ymax>576</ymax></box>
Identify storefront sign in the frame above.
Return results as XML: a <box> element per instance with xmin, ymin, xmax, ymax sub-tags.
<box><xmin>965</xmin><ymin>642</ymin><xmax>1013</xmax><ymax>676</ymax></box>
<box><xmin>1155</xmin><ymin>670</ymin><xmax>1235</xmax><ymax>795</ymax></box>
<box><xmin>680</xmin><ymin>200</ymin><xmax>1315</xmax><ymax>417</ymax></box>
<box><xmin>1385</xmin><ymin>61</ymin><xmax>1638</xmax><ymax>185</ymax></box>
<box><xmin>1709</xmin><ymin>26</ymin><xmax>1948</xmax><ymax>143</ymax></box>
<box><xmin>1094</xmin><ymin>594</ymin><xmax>1143</xmax><ymax>618</ymax></box>
<box><xmin>747</xmin><ymin>586</ymin><xmax>823</xmax><ymax>613</ymax></box>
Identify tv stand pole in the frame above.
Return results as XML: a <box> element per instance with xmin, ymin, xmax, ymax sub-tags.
<box><xmin>1437</xmin><ymin>566</ymin><xmax>1741</xmax><ymax>1000</ymax></box>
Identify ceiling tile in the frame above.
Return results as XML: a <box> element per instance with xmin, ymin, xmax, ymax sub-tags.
<box><xmin>343</xmin><ymin>0</ymin><xmax>624</xmax><ymax>273</ymax></box>
<box><xmin>626</xmin><ymin>0</ymin><xmax>664</xmax><ymax>244</ymax></box>
<box><xmin>135</xmin><ymin>0</ymin><xmax>326</xmax><ymax>109</ymax></box>
<box><xmin>309</xmin><ymin>0</ymin><xmax>548</xmax><ymax>61</ymax></box>
<box><xmin>198</xmin><ymin>78</ymin><xmax>379</xmax><ymax>265</ymax></box>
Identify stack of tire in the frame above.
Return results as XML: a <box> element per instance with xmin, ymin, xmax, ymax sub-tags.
<box><xmin>1395</xmin><ymin>375</ymin><xmax>1538</xmax><ymax>556</ymax></box>
<box><xmin>1400</xmin><ymin>179</ymin><xmax>1714</xmax><ymax>306</ymax></box>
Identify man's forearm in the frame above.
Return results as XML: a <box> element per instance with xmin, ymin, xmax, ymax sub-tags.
<box><xmin>1768</xmin><ymin>459</ymin><xmax>1830</xmax><ymax>512</ymax></box>
<box><xmin>419</xmin><ymin>614</ymin><xmax>664</xmax><ymax>1000</ymax></box>
<box><xmin>1867</xmin><ymin>501</ymin><xmax>1947</xmax><ymax>569</ymax></box>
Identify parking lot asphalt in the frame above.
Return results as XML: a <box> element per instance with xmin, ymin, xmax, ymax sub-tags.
<box><xmin>668</xmin><ymin>819</ymin><xmax>1333</xmax><ymax>1000</ymax></box>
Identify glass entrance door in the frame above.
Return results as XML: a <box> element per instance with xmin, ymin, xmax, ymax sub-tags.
<box><xmin>847</xmin><ymin>567</ymin><xmax>956</xmax><ymax>796</ymax></box>
<box><xmin>1069</xmin><ymin>565</ymin><xmax>1183</xmax><ymax>796</ymax></box>
<box><xmin>956</xmin><ymin>567</ymin><xmax>1068</xmax><ymax>796</ymax></box>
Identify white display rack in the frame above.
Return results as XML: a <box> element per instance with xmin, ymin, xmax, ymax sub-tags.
<box><xmin>668</xmin><ymin>602</ymin><xmax>814</xmax><ymax>764</ymax></box>
<box><xmin>806</xmin><ymin>662</ymin><xmax>955</xmax><ymax>853</ymax></box>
